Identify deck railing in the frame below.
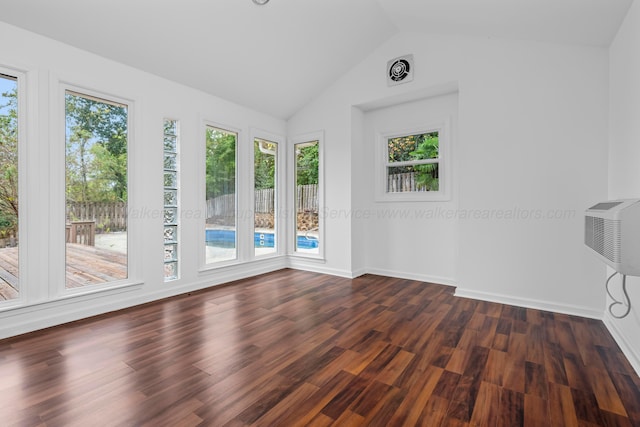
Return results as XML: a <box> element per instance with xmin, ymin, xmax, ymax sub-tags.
<box><xmin>66</xmin><ymin>220</ymin><xmax>96</xmax><ymax>246</ymax></box>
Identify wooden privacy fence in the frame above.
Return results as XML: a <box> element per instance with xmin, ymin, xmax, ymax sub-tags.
<box><xmin>206</xmin><ymin>194</ymin><xmax>235</xmax><ymax>223</ymax></box>
<box><xmin>254</xmin><ymin>188</ymin><xmax>274</xmax><ymax>213</ymax></box>
<box><xmin>67</xmin><ymin>186</ymin><xmax>319</xmax><ymax>228</ymax></box>
<box><xmin>296</xmin><ymin>184</ymin><xmax>318</xmax><ymax>213</ymax></box>
<box><xmin>66</xmin><ymin>201</ymin><xmax>127</xmax><ymax>232</ymax></box>
<box><xmin>387</xmin><ymin>172</ymin><xmax>434</xmax><ymax>193</ymax></box>
<box><xmin>206</xmin><ymin>185</ymin><xmax>319</xmax><ymax>220</ymax></box>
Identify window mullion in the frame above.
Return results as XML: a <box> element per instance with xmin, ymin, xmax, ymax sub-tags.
<box><xmin>385</xmin><ymin>158</ymin><xmax>440</xmax><ymax>168</ymax></box>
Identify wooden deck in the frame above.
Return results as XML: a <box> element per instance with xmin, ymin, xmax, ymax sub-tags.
<box><xmin>0</xmin><ymin>243</ymin><xmax>127</xmax><ymax>300</ymax></box>
<box><xmin>0</xmin><ymin>245</ymin><xmax>19</xmax><ymax>301</ymax></box>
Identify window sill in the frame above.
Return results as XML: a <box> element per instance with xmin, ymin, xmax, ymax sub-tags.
<box><xmin>59</xmin><ymin>280</ymin><xmax>144</xmax><ymax>300</ymax></box>
<box><xmin>0</xmin><ymin>280</ymin><xmax>144</xmax><ymax>315</ymax></box>
<box><xmin>375</xmin><ymin>191</ymin><xmax>451</xmax><ymax>203</ymax></box>
<box><xmin>199</xmin><ymin>259</ymin><xmax>241</xmax><ymax>274</ymax></box>
<box><xmin>289</xmin><ymin>252</ymin><xmax>326</xmax><ymax>263</ymax></box>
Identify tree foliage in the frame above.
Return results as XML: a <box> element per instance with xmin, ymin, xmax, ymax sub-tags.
<box><xmin>410</xmin><ymin>133</ymin><xmax>439</xmax><ymax>191</ymax></box>
<box><xmin>388</xmin><ymin>132</ymin><xmax>439</xmax><ymax>191</ymax></box>
<box><xmin>296</xmin><ymin>142</ymin><xmax>319</xmax><ymax>186</ymax></box>
<box><xmin>65</xmin><ymin>93</ymin><xmax>128</xmax><ymax>203</ymax></box>
<box><xmin>205</xmin><ymin>128</ymin><xmax>236</xmax><ymax>199</ymax></box>
<box><xmin>254</xmin><ymin>140</ymin><xmax>276</xmax><ymax>190</ymax></box>
<box><xmin>0</xmin><ymin>83</ymin><xmax>18</xmax><ymax>234</ymax></box>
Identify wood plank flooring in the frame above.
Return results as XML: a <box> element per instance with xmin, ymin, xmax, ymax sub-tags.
<box><xmin>0</xmin><ymin>269</ymin><xmax>638</xmax><ymax>426</ymax></box>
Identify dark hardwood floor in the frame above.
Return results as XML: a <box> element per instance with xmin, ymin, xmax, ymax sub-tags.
<box><xmin>0</xmin><ymin>269</ymin><xmax>638</xmax><ymax>426</ymax></box>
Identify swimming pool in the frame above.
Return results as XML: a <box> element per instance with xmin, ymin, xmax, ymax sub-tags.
<box><xmin>205</xmin><ymin>229</ymin><xmax>318</xmax><ymax>249</ymax></box>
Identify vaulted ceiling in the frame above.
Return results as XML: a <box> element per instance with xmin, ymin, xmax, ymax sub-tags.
<box><xmin>0</xmin><ymin>0</ymin><xmax>633</xmax><ymax>119</ymax></box>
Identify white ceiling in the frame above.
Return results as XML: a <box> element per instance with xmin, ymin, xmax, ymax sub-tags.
<box><xmin>0</xmin><ymin>0</ymin><xmax>633</xmax><ymax>119</ymax></box>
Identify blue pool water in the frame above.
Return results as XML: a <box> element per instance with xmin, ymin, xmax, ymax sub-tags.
<box><xmin>205</xmin><ymin>229</ymin><xmax>318</xmax><ymax>249</ymax></box>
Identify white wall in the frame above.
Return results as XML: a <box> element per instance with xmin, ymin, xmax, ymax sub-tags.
<box><xmin>287</xmin><ymin>92</ymin><xmax>356</xmax><ymax>276</ymax></box>
<box><xmin>608</xmin><ymin>0</ymin><xmax>640</xmax><ymax>374</ymax></box>
<box><xmin>288</xmin><ymin>32</ymin><xmax>609</xmax><ymax>317</ymax></box>
<box><xmin>454</xmin><ymin>37</ymin><xmax>609</xmax><ymax>317</ymax></box>
<box><xmin>357</xmin><ymin>93</ymin><xmax>459</xmax><ymax>284</ymax></box>
<box><xmin>0</xmin><ymin>22</ymin><xmax>287</xmax><ymax>339</ymax></box>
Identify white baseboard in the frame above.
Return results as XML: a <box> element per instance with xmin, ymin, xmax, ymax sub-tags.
<box><xmin>286</xmin><ymin>257</ymin><xmax>356</xmax><ymax>278</ymax></box>
<box><xmin>603</xmin><ymin>314</ymin><xmax>640</xmax><ymax>377</ymax></box>
<box><xmin>286</xmin><ymin>263</ymin><xmax>456</xmax><ymax>284</ymax></box>
<box><xmin>454</xmin><ymin>287</ymin><xmax>603</xmax><ymax>319</ymax></box>
<box><xmin>350</xmin><ymin>268</ymin><xmax>368</xmax><ymax>278</ymax></box>
<box><xmin>290</xmin><ymin>265</ymin><xmax>355</xmax><ymax>279</ymax></box>
<box><xmin>365</xmin><ymin>268</ymin><xmax>456</xmax><ymax>287</ymax></box>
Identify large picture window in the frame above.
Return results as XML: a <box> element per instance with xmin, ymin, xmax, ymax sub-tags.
<box><xmin>205</xmin><ymin>126</ymin><xmax>237</xmax><ymax>264</ymax></box>
<box><xmin>0</xmin><ymin>74</ymin><xmax>20</xmax><ymax>302</ymax></box>
<box><xmin>65</xmin><ymin>90</ymin><xmax>128</xmax><ymax>289</ymax></box>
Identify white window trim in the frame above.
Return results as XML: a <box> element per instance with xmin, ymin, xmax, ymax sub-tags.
<box><xmin>250</xmin><ymin>128</ymin><xmax>285</xmax><ymax>260</ymax></box>
<box><xmin>0</xmin><ymin>66</ymin><xmax>27</xmax><ymax>309</ymax></box>
<box><xmin>375</xmin><ymin>120</ymin><xmax>451</xmax><ymax>202</ymax></box>
<box><xmin>53</xmin><ymin>82</ymin><xmax>140</xmax><ymax>299</ymax></box>
<box><xmin>199</xmin><ymin>119</ymin><xmax>242</xmax><ymax>271</ymax></box>
<box><xmin>289</xmin><ymin>131</ymin><xmax>324</xmax><ymax>260</ymax></box>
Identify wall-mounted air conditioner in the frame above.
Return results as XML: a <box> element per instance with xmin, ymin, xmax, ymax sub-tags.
<box><xmin>585</xmin><ymin>199</ymin><xmax>640</xmax><ymax>318</ymax></box>
<box><xmin>585</xmin><ymin>199</ymin><xmax>640</xmax><ymax>276</ymax></box>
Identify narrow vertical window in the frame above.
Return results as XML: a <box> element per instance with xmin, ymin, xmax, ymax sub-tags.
<box><xmin>0</xmin><ymin>74</ymin><xmax>19</xmax><ymax>301</ymax></box>
<box><xmin>254</xmin><ymin>138</ymin><xmax>277</xmax><ymax>257</ymax></box>
<box><xmin>164</xmin><ymin>119</ymin><xmax>179</xmax><ymax>281</ymax></box>
<box><xmin>294</xmin><ymin>140</ymin><xmax>319</xmax><ymax>254</ymax></box>
<box><xmin>65</xmin><ymin>91</ymin><xmax>128</xmax><ymax>289</ymax></box>
<box><xmin>205</xmin><ymin>126</ymin><xmax>237</xmax><ymax>264</ymax></box>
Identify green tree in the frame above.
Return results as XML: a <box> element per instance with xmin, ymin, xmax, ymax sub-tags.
<box><xmin>254</xmin><ymin>140</ymin><xmax>276</xmax><ymax>190</ymax></box>
<box><xmin>387</xmin><ymin>132</ymin><xmax>439</xmax><ymax>191</ymax></box>
<box><xmin>410</xmin><ymin>133</ymin><xmax>439</xmax><ymax>191</ymax></box>
<box><xmin>65</xmin><ymin>93</ymin><xmax>128</xmax><ymax>202</ymax></box>
<box><xmin>90</xmin><ymin>143</ymin><xmax>128</xmax><ymax>201</ymax></box>
<box><xmin>205</xmin><ymin>128</ymin><xmax>236</xmax><ymax>199</ymax></box>
<box><xmin>296</xmin><ymin>142</ymin><xmax>318</xmax><ymax>186</ymax></box>
<box><xmin>0</xmin><ymin>84</ymin><xmax>18</xmax><ymax>233</ymax></box>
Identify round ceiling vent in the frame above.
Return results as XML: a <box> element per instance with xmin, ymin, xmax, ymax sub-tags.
<box><xmin>387</xmin><ymin>54</ymin><xmax>414</xmax><ymax>86</ymax></box>
<box><xmin>389</xmin><ymin>59</ymin><xmax>410</xmax><ymax>82</ymax></box>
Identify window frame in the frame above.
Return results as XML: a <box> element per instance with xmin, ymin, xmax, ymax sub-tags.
<box><xmin>250</xmin><ymin>128</ymin><xmax>285</xmax><ymax>260</ymax></box>
<box><xmin>289</xmin><ymin>131</ymin><xmax>324</xmax><ymax>260</ymax></box>
<box><xmin>0</xmin><ymin>67</ymin><xmax>27</xmax><ymax>308</ymax></box>
<box><xmin>55</xmin><ymin>82</ymin><xmax>139</xmax><ymax>298</ymax></box>
<box><xmin>200</xmin><ymin>120</ymin><xmax>241</xmax><ymax>271</ymax></box>
<box><xmin>375</xmin><ymin>120</ymin><xmax>451</xmax><ymax>202</ymax></box>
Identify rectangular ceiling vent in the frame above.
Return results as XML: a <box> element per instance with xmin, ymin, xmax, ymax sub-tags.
<box><xmin>585</xmin><ymin>199</ymin><xmax>640</xmax><ymax>276</ymax></box>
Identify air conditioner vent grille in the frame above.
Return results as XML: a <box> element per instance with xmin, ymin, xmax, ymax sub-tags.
<box><xmin>585</xmin><ymin>215</ymin><xmax>620</xmax><ymax>263</ymax></box>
